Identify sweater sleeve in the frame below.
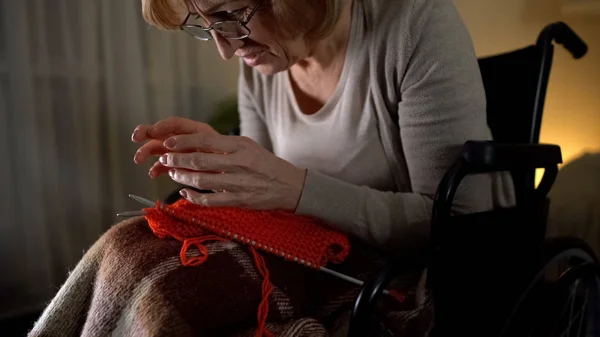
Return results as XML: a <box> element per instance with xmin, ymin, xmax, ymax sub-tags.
<box><xmin>238</xmin><ymin>62</ymin><xmax>273</xmax><ymax>151</ymax></box>
<box><xmin>295</xmin><ymin>0</ymin><xmax>494</xmax><ymax>252</ymax></box>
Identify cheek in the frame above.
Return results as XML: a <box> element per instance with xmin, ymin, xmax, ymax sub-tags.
<box><xmin>246</xmin><ymin>21</ymin><xmax>291</xmax><ymax>56</ymax></box>
<box><xmin>247</xmin><ymin>34</ymin><xmax>285</xmax><ymax>57</ymax></box>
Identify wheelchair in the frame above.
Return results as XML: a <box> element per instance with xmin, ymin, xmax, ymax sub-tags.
<box><xmin>163</xmin><ymin>21</ymin><xmax>600</xmax><ymax>336</ymax></box>
<box><xmin>348</xmin><ymin>22</ymin><xmax>600</xmax><ymax>337</ymax></box>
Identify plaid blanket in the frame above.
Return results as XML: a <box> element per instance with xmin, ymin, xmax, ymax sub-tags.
<box><xmin>28</xmin><ymin>217</ymin><xmax>433</xmax><ymax>336</ymax></box>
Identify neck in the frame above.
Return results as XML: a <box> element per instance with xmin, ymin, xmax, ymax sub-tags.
<box><xmin>294</xmin><ymin>0</ymin><xmax>353</xmax><ymax>73</ymax></box>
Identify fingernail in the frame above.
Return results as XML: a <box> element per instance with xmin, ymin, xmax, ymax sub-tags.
<box><xmin>179</xmin><ymin>190</ymin><xmax>188</xmax><ymax>198</ymax></box>
<box><xmin>169</xmin><ymin>169</ymin><xmax>176</xmax><ymax>177</ymax></box>
<box><xmin>134</xmin><ymin>151</ymin><xmax>141</xmax><ymax>163</ymax></box>
<box><xmin>131</xmin><ymin>129</ymin><xmax>139</xmax><ymax>141</ymax></box>
<box><xmin>159</xmin><ymin>154</ymin><xmax>168</xmax><ymax>164</ymax></box>
<box><xmin>163</xmin><ymin>138</ymin><xmax>176</xmax><ymax>149</ymax></box>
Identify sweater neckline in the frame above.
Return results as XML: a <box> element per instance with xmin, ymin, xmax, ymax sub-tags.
<box><xmin>283</xmin><ymin>0</ymin><xmax>362</xmax><ymax>123</ymax></box>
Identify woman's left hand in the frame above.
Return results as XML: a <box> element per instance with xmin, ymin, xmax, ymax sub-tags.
<box><xmin>132</xmin><ymin>118</ymin><xmax>307</xmax><ymax>211</ymax></box>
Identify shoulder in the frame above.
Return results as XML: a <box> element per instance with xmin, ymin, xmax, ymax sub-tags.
<box><xmin>363</xmin><ymin>0</ymin><xmax>467</xmax><ymax>41</ymax></box>
<box><xmin>360</xmin><ymin>0</ymin><xmax>479</xmax><ymax>94</ymax></box>
<box><xmin>362</xmin><ymin>0</ymin><xmax>475</xmax><ymax>68</ymax></box>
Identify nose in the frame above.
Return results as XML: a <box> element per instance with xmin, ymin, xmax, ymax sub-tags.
<box><xmin>213</xmin><ymin>33</ymin><xmax>244</xmax><ymax>60</ymax></box>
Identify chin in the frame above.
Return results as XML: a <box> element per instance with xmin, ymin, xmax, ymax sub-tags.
<box><xmin>253</xmin><ymin>64</ymin><xmax>287</xmax><ymax>75</ymax></box>
<box><xmin>245</xmin><ymin>54</ymin><xmax>291</xmax><ymax>75</ymax></box>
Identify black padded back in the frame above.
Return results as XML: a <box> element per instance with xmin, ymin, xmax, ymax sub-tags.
<box><xmin>477</xmin><ymin>46</ymin><xmax>552</xmax><ymax>201</ymax></box>
<box><xmin>478</xmin><ymin>46</ymin><xmax>548</xmax><ymax>144</ymax></box>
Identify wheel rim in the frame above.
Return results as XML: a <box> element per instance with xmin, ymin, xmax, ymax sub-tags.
<box><xmin>500</xmin><ymin>248</ymin><xmax>600</xmax><ymax>337</ymax></box>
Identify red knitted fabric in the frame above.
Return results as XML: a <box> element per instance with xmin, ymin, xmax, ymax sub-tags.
<box><xmin>143</xmin><ymin>198</ymin><xmax>351</xmax><ymax>337</ymax></box>
<box><xmin>144</xmin><ymin>198</ymin><xmax>351</xmax><ymax>268</ymax></box>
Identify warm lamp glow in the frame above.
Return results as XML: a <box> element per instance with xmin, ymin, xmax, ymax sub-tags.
<box><xmin>534</xmin><ymin>144</ymin><xmax>600</xmax><ymax>187</ymax></box>
<box><xmin>534</xmin><ymin>98</ymin><xmax>600</xmax><ymax>188</ymax></box>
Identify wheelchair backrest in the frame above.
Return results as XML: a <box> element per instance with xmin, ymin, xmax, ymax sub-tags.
<box><xmin>478</xmin><ymin>45</ymin><xmax>550</xmax><ymax>145</ymax></box>
<box><xmin>476</xmin><ymin>22</ymin><xmax>587</xmax><ymax>202</ymax></box>
<box><xmin>478</xmin><ymin>45</ymin><xmax>553</xmax><ymax>202</ymax></box>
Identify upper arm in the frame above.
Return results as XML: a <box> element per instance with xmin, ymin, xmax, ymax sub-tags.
<box><xmin>237</xmin><ymin>63</ymin><xmax>273</xmax><ymax>151</ymax></box>
<box><xmin>397</xmin><ymin>0</ymin><xmax>493</xmax><ymax>213</ymax></box>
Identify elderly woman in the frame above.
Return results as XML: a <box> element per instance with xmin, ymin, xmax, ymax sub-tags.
<box><xmin>29</xmin><ymin>0</ymin><xmax>513</xmax><ymax>336</ymax></box>
<box><xmin>132</xmin><ymin>0</ymin><xmax>513</xmax><ymax>249</ymax></box>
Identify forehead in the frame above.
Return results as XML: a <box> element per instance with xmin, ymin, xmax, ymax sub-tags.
<box><xmin>189</xmin><ymin>0</ymin><xmax>247</xmax><ymax>12</ymax></box>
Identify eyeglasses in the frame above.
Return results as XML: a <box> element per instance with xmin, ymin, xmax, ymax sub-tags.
<box><xmin>180</xmin><ymin>1</ymin><xmax>262</xmax><ymax>41</ymax></box>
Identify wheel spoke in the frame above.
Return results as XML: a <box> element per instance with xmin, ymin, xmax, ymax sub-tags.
<box><xmin>558</xmin><ymin>281</ymin><xmax>589</xmax><ymax>337</ymax></box>
<box><xmin>575</xmin><ymin>285</ymin><xmax>590</xmax><ymax>337</ymax></box>
<box><xmin>559</xmin><ymin>305</ymin><xmax>586</xmax><ymax>337</ymax></box>
<box><xmin>568</xmin><ymin>280</ymin><xmax>578</xmax><ymax>337</ymax></box>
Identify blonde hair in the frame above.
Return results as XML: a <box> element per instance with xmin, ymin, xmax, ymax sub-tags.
<box><xmin>141</xmin><ymin>0</ymin><xmax>345</xmax><ymax>40</ymax></box>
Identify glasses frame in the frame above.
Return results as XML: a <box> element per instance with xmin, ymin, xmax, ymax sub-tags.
<box><xmin>180</xmin><ymin>0</ymin><xmax>263</xmax><ymax>41</ymax></box>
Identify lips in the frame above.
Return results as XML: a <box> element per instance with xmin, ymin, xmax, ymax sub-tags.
<box><xmin>240</xmin><ymin>50</ymin><xmax>267</xmax><ymax>67</ymax></box>
<box><xmin>236</xmin><ymin>49</ymin><xmax>264</xmax><ymax>58</ymax></box>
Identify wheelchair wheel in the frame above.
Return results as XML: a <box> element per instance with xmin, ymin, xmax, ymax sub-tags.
<box><xmin>500</xmin><ymin>237</ymin><xmax>600</xmax><ymax>337</ymax></box>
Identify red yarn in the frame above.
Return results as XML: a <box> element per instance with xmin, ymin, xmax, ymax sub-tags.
<box><xmin>388</xmin><ymin>290</ymin><xmax>406</xmax><ymax>303</ymax></box>
<box><xmin>143</xmin><ymin>198</ymin><xmax>351</xmax><ymax>337</ymax></box>
<box><xmin>248</xmin><ymin>246</ymin><xmax>275</xmax><ymax>337</ymax></box>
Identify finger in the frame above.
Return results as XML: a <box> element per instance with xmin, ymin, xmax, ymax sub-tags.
<box><xmin>132</xmin><ymin>118</ymin><xmax>210</xmax><ymax>143</ymax></box>
<box><xmin>159</xmin><ymin>152</ymin><xmax>235</xmax><ymax>173</ymax></box>
<box><xmin>169</xmin><ymin>169</ymin><xmax>235</xmax><ymax>191</ymax></box>
<box><xmin>180</xmin><ymin>188</ymin><xmax>241</xmax><ymax>208</ymax></box>
<box><xmin>148</xmin><ymin>161</ymin><xmax>170</xmax><ymax>179</ymax></box>
<box><xmin>131</xmin><ymin>124</ymin><xmax>154</xmax><ymax>142</ymax></box>
<box><xmin>134</xmin><ymin>139</ymin><xmax>169</xmax><ymax>164</ymax></box>
<box><xmin>163</xmin><ymin>133</ymin><xmax>241</xmax><ymax>154</ymax></box>
<box><xmin>149</xmin><ymin>117</ymin><xmax>211</xmax><ymax>138</ymax></box>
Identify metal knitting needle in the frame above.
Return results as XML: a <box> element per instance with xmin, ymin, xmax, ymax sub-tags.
<box><xmin>127</xmin><ymin>194</ymin><xmax>395</xmax><ymax>297</ymax></box>
<box><xmin>115</xmin><ymin>194</ymin><xmax>156</xmax><ymax>217</ymax></box>
<box><xmin>128</xmin><ymin>194</ymin><xmax>156</xmax><ymax>207</ymax></box>
<box><xmin>320</xmin><ymin>266</ymin><xmax>392</xmax><ymax>295</ymax></box>
<box><xmin>116</xmin><ymin>210</ymin><xmax>147</xmax><ymax>217</ymax></box>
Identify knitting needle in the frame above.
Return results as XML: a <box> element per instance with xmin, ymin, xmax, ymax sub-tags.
<box><xmin>128</xmin><ymin>194</ymin><xmax>156</xmax><ymax>207</ymax></box>
<box><xmin>127</xmin><ymin>194</ymin><xmax>396</xmax><ymax>297</ymax></box>
<box><xmin>115</xmin><ymin>194</ymin><xmax>157</xmax><ymax>217</ymax></box>
<box><xmin>116</xmin><ymin>210</ymin><xmax>147</xmax><ymax>217</ymax></box>
<box><xmin>115</xmin><ymin>194</ymin><xmax>155</xmax><ymax>217</ymax></box>
<box><xmin>319</xmin><ymin>266</ymin><xmax>392</xmax><ymax>296</ymax></box>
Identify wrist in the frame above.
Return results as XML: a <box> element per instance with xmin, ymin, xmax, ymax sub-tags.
<box><xmin>288</xmin><ymin>167</ymin><xmax>307</xmax><ymax>212</ymax></box>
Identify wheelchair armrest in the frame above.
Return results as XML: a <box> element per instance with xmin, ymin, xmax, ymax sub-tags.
<box><xmin>431</xmin><ymin>140</ymin><xmax>562</xmax><ymax>250</ymax></box>
<box><xmin>461</xmin><ymin>140</ymin><xmax>562</xmax><ymax>173</ymax></box>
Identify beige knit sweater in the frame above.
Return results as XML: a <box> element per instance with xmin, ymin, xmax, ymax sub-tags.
<box><xmin>238</xmin><ymin>0</ymin><xmax>516</xmax><ymax>251</ymax></box>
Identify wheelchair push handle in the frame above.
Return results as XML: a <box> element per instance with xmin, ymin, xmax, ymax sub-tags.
<box><xmin>538</xmin><ymin>21</ymin><xmax>588</xmax><ymax>59</ymax></box>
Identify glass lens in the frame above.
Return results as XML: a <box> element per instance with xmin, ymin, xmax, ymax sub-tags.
<box><xmin>211</xmin><ymin>21</ymin><xmax>249</xmax><ymax>39</ymax></box>
<box><xmin>182</xmin><ymin>26</ymin><xmax>212</xmax><ymax>40</ymax></box>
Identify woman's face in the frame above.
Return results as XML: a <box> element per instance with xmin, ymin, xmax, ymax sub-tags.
<box><xmin>190</xmin><ymin>0</ymin><xmax>308</xmax><ymax>75</ymax></box>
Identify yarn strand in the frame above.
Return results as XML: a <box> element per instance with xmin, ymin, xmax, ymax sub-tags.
<box><xmin>180</xmin><ymin>235</ymin><xmax>228</xmax><ymax>266</ymax></box>
<box><xmin>249</xmin><ymin>246</ymin><xmax>275</xmax><ymax>337</ymax></box>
